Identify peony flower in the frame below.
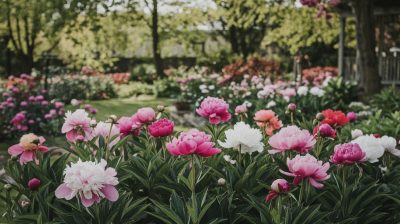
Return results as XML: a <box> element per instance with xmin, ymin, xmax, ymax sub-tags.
<box><xmin>330</xmin><ymin>143</ymin><xmax>366</xmax><ymax>165</ymax></box>
<box><xmin>8</xmin><ymin>134</ymin><xmax>48</xmax><ymax>165</ymax></box>
<box><xmin>254</xmin><ymin>110</ymin><xmax>282</xmax><ymax>135</ymax></box>
<box><xmin>235</xmin><ymin>104</ymin><xmax>247</xmax><ymax>114</ymax></box>
<box><xmin>321</xmin><ymin>109</ymin><xmax>349</xmax><ymax>127</ymax></box>
<box><xmin>134</xmin><ymin>107</ymin><xmax>156</xmax><ymax>123</ymax></box>
<box><xmin>280</xmin><ymin>154</ymin><xmax>330</xmax><ymax>189</ymax></box>
<box><xmin>166</xmin><ymin>129</ymin><xmax>221</xmax><ymax>157</ymax></box>
<box><xmin>297</xmin><ymin>86</ymin><xmax>308</xmax><ymax>96</ymax></box>
<box><xmin>28</xmin><ymin>178</ymin><xmax>41</xmax><ymax>190</ymax></box>
<box><xmin>218</xmin><ymin>122</ymin><xmax>264</xmax><ymax>154</ymax></box>
<box><xmin>196</xmin><ymin>97</ymin><xmax>231</xmax><ymax>125</ymax></box>
<box><xmin>351</xmin><ymin>129</ymin><xmax>363</xmax><ymax>139</ymax></box>
<box><xmin>351</xmin><ymin>135</ymin><xmax>385</xmax><ymax>163</ymax></box>
<box><xmin>148</xmin><ymin>118</ymin><xmax>174</xmax><ymax>137</ymax></box>
<box><xmin>62</xmin><ymin>109</ymin><xmax>92</xmax><ymax>143</ymax></box>
<box><xmin>265</xmin><ymin>179</ymin><xmax>290</xmax><ymax>202</ymax></box>
<box><xmin>11</xmin><ymin>111</ymin><xmax>28</xmax><ymax>131</ymax></box>
<box><xmin>346</xmin><ymin>112</ymin><xmax>357</xmax><ymax>122</ymax></box>
<box><xmin>309</xmin><ymin>87</ymin><xmax>325</xmax><ymax>97</ymax></box>
<box><xmin>117</xmin><ymin>116</ymin><xmax>141</xmax><ymax>137</ymax></box>
<box><xmin>266</xmin><ymin>101</ymin><xmax>276</xmax><ymax>108</ymax></box>
<box><xmin>70</xmin><ymin>99</ymin><xmax>81</xmax><ymax>106</ymax></box>
<box><xmin>55</xmin><ymin>159</ymin><xmax>119</xmax><ymax>207</ymax></box>
<box><xmin>300</xmin><ymin>0</ymin><xmax>319</xmax><ymax>7</ymax></box>
<box><xmin>287</xmin><ymin>103</ymin><xmax>297</xmax><ymax>112</ymax></box>
<box><xmin>92</xmin><ymin>122</ymin><xmax>120</xmax><ymax>148</ymax></box>
<box><xmin>268</xmin><ymin>126</ymin><xmax>315</xmax><ymax>154</ymax></box>
<box><xmin>314</xmin><ymin>123</ymin><xmax>336</xmax><ymax>138</ymax></box>
<box><xmin>379</xmin><ymin>136</ymin><xmax>400</xmax><ymax>157</ymax></box>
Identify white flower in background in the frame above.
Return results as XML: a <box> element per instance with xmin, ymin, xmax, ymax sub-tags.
<box><xmin>245</xmin><ymin>91</ymin><xmax>251</xmax><ymax>96</ymax></box>
<box><xmin>322</xmin><ymin>76</ymin><xmax>332</xmax><ymax>87</ymax></box>
<box><xmin>229</xmin><ymin>94</ymin><xmax>233</xmax><ymax>98</ymax></box>
<box><xmin>309</xmin><ymin>87</ymin><xmax>325</xmax><ymax>97</ymax></box>
<box><xmin>351</xmin><ymin>135</ymin><xmax>385</xmax><ymax>163</ymax></box>
<box><xmin>257</xmin><ymin>90</ymin><xmax>268</xmax><ymax>99</ymax></box>
<box><xmin>351</xmin><ymin>129</ymin><xmax>363</xmax><ymax>139</ymax></box>
<box><xmin>379</xmin><ymin>136</ymin><xmax>400</xmax><ymax>157</ymax></box>
<box><xmin>218</xmin><ymin>122</ymin><xmax>264</xmax><ymax>154</ymax></box>
<box><xmin>357</xmin><ymin>111</ymin><xmax>372</xmax><ymax>118</ymax></box>
<box><xmin>266</xmin><ymin>101</ymin><xmax>276</xmax><ymax>108</ymax></box>
<box><xmin>297</xmin><ymin>86</ymin><xmax>308</xmax><ymax>96</ymax></box>
<box><xmin>244</xmin><ymin>74</ymin><xmax>250</xmax><ymax>79</ymax></box>
<box><xmin>208</xmin><ymin>85</ymin><xmax>215</xmax><ymax>90</ymax></box>
<box><xmin>70</xmin><ymin>99</ymin><xmax>81</xmax><ymax>106</ymax></box>
<box><xmin>201</xmin><ymin>89</ymin><xmax>209</xmax><ymax>94</ymax></box>
<box><xmin>199</xmin><ymin>84</ymin><xmax>207</xmax><ymax>90</ymax></box>
<box><xmin>244</xmin><ymin>101</ymin><xmax>252</xmax><ymax>108</ymax></box>
<box><xmin>217</xmin><ymin>178</ymin><xmax>226</xmax><ymax>186</ymax></box>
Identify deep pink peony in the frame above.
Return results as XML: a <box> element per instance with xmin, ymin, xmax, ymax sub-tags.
<box><xmin>166</xmin><ymin>129</ymin><xmax>221</xmax><ymax>157</ymax></box>
<box><xmin>346</xmin><ymin>112</ymin><xmax>357</xmax><ymax>122</ymax></box>
<box><xmin>118</xmin><ymin>116</ymin><xmax>141</xmax><ymax>137</ymax></box>
<box><xmin>196</xmin><ymin>97</ymin><xmax>231</xmax><ymax>125</ymax></box>
<box><xmin>61</xmin><ymin>109</ymin><xmax>92</xmax><ymax>142</ymax></box>
<box><xmin>265</xmin><ymin>179</ymin><xmax>290</xmax><ymax>202</ymax></box>
<box><xmin>330</xmin><ymin>143</ymin><xmax>366</xmax><ymax>165</ymax></box>
<box><xmin>28</xmin><ymin>178</ymin><xmax>41</xmax><ymax>190</ymax></box>
<box><xmin>314</xmin><ymin>123</ymin><xmax>336</xmax><ymax>138</ymax></box>
<box><xmin>11</xmin><ymin>111</ymin><xmax>28</xmax><ymax>131</ymax></box>
<box><xmin>280</xmin><ymin>154</ymin><xmax>330</xmax><ymax>189</ymax></box>
<box><xmin>148</xmin><ymin>118</ymin><xmax>174</xmax><ymax>137</ymax></box>
<box><xmin>134</xmin><ymin>107</ymin><xmax>156</xmax><ymax>123</ymax></box>
<box><xmin>268</xmin><ymin>126</ymin><xmax>316</xmax><ymax>154</ymax></box>
<box><xmin>8</xmin><ymin>133</ymin><xmax>49</xmax><ymax>165</ymax></box>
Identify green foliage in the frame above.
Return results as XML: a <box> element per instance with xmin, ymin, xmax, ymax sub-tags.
<box><xmin>370</xmin><ymin>86</ymin><xmax>400</xmax><ymax>116</ymax></box>
<box><xmin>153</xmin><ymin>78</ymin><xmax>181</xmax><ymax>98</ymax></box>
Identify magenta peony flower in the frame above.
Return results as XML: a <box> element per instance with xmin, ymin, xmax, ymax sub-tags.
<box><xmin>55</xmin><ymin>159</ymin><xmax>119</xmax><ymax>207</ymax></box>
<box><xmin>134</xmin><ymin>107</ymin><xmax>156</xmax><ymax>123</ymax></box>
<box><xmin>317</xmin><ymin>123</ymin><xmax>336</xmax><ymax>138</ymax></box>
<box><xmin>346</xmin><ymin>112</ymin><xmax>357</xmax><ymax>122</ymax></box>
<box><xmin>235</xmin><ymin>104</ymin><xmax>247</xmax><ymax>114</ymax></box>
<box><xmin>330</xmin><ymin>143</ymin><xmax>366</xmax><ymax>165</ymax></box>
<box><xmin>265</xmin><ymin>179</ymin><xmax>290</xmax><ymax>202</ymax></box>
<box><xmin>280</xmin><ymin>154</ymin><xmax>330</xmax><ymax>189</ymax></box>
<box><xmin>148</xmin><ymin>118</ymin><xmax>174</xmax><ymax>137</ymax></box>
<box><xmin>61</xmin><ymin>109</ymin><xmax>92</xmax><ymax>143</ymax></box>
<box><xmin>196</xmin><ymin>97</ymin><xmax>231</xmax><ymax>125</ymax></box>
<box><xmin>300</xmin><ymin>0</ymin><xmax>319</xmax><ymax>7</ymax></box>
<box><xmin>268</xmin><ymin>126</ymin><xmax>316</xmax><ymax>154</ymax></box>
<box><xmin>28</xmin><ymin>178</ymin><xmax>41</xmax><ymax>190</ymax></box>
<box><xmin>8</xmin><ymin>134</ymin><xmax>49</xmax><ymax>165</ymax></box>
<box><xmin>166</xmin><ymin>129</ymin><xmax>221</xmax><ymax>157</ymax></box>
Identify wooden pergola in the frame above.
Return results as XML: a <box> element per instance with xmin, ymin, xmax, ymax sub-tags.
<box><xmin>337</xmin><ymin>1</ymin><xmax>400</xmax><ymax>85</ymax></box>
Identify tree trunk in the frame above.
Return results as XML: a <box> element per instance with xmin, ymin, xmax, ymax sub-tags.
<box><xmin>352</xmin><ymin>0</ymin><xmax>381</xmax><ymax>97</ymax></box>
<box><xmin>229</xmin><ymin>26</ymin><xmax>239</xmax><ymax>54</ymax></box>
<box><xmin>152</xmin><ymin>0</ymin><xmax>164</xmax><ymax>78</ymax></box>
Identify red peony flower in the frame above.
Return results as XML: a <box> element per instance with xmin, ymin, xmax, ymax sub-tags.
<box><xmin>321</xmin><ymin>109</ymin><xmax>349</xmax><ymax>127</ymax></box>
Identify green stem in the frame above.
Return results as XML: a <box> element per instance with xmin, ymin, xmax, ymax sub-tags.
<box><xmin>238</xmin><ymin>144</ymin><xmax>242</xmax><ymax>165</ymax></box>
<box><xmin>290</xmin><ymin>112</ymin><xmax>294</xmax><ymax>125</ymax></box>
<box><xmin>191</xmin><ymin>155</ymin><xmax>198</xmax><ymax>224</ymax></box>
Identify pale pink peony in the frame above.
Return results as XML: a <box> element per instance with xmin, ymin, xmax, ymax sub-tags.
<box><xmin>55</xmin><ymin>159</ymin><xmax>119</xmax><ymax>207</ymax></box>
<box><xmin>8</xmin><ymin>133</ymin><xmax>48</xmax><ymax>165</ymax></box>
<box><xmin>330</xmin><ymin>143</ymin><xmax>366</xmax><ymax>165</ymax></box>
<box><xmin>148</xmin><ymin>118</ymin><xmax>174</xmax><ymax>137</ymax></box>
<box><xmin>91</xmin><ymin>122</ymin><xmax>120</xmax><ymax>148</ymax></box>
<box><xmin>280</xmin><ymin>154</ymin><xmax>330</xmax><ymax>189</ymax></box>
<box><xmin>166</xmin><ymin>129</ymin><xmax>221</xmax><ymax>157</ymax></box>
<box><xmin>117</xmin><ymin>116</ymin><xmax>141</xmax><ymax>137</ymax></box>
<box><xmin>268</xmin><ymin>126</ymin><xmax>316</xmax><ymax>154</ymax></box>
<box><xmin>235</xmin><ymin>104</ymin><xmax>247</xmax><ymax>114</ymax></box>
<box><xmin>196</xmin><ymin>97</ymin><xmax>231</xmax><ymax>125</ymax></box>
<box><xmin>265</xmin><ymin>179</ymin><xmax>290</xmax><ymax>202</ymax></box>
<box><xmin>61</xmin><ymin>109</ymin><xmax>92</xmax><ymax>143</ymax></box>
<box><xmin>134</xmin><ymin>107</ymin><xmax>156</xmax><ymax>123</ymax></box>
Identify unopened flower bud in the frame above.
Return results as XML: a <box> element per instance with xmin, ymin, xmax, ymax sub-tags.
<box><xmin>4</xmin><ymin>184</ymin><xmax>12</xmax><ymax>190</ymax></box>
<box><xmin>217</xmin><ymin>178</ymin><xmax>226</xmax><ymax>186</ymax></box>
<box><xmin>316</xmin><ymin>113</ymin><xmax>325</xmax><ymax>121</ymax></box>
<box><xmin>28</xmin><ymin>178</ymin><xmax>41</xmax><ymax>190</ymax></box>
<box><xmin>157</xmin><ymin>105</ymin><xmax>165</xmax><ymax>112</ymax></box>
<box><xmin>20</xmin><ymin>200</ymin><xmax>30</xmax><ymax>208</ymax></box>
<box><xmin>287</xmin><ymin>103</ymin><xmax>296</xmax><ymax>112</ymax></box>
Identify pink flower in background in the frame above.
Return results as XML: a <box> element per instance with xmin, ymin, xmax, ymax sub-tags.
<box><xmin>313</xmin><ymin>123</ymin><xmax>336</xmax><ymax>138</ymax></box>
<box><xmin>28</xmin><ymin>178</ymin><xmax>41</xmax><ymax>190</ymax></box>
<box><xmin>8</xmin><ymin>133</ymin><xmax>48</xmax><ymax>165</ymax></box>
<box><xmin>300</xmin><ymin>0</ymin><xmax>319</xmax><ymax>7</ymax></box>
<box><xmin>20</xmin><ymin>101</ymin><xmax>28</xmax><ymax>107</ymax></box>
<box><xmin>196</xmin><ymin>97</ymin><xmax>231</xmax><ymax>125</ymax></box>
<box><xmin>55</xmin><ymin>101</ymin><xmax>65</xmax><ymax>109</ymax></box>
<box><xmin>330</xmin><ymin>143</ymin><xmax>365</xmax><ymax>165</ymax></box>
<box><xmin>265</xmin><ymin>179</ymin><xmax>290</xmax><ymax>202</ymax></box>
<box><xmin>254</xmin><ymin>110</ymin><xmax>282</xmax><ymax>135</ymax></box>
<box><xmin>118</xmin><ymin>116</ymin><xmax>141</xmax><ymax>137</ymax></box>
<box><xmin>268</xmin><ymin>126</ymin><xmax>316</xmax><ymax>154</ymax></box>
<box><xmin>346</xmin><ymin>112</ymin><xmax>357</xmax><ymax>122</ymax></box>
<box><xmin>280</xmin><ymin>154</ymin><xmax>330</xmax><ymax>189</ymax></box>
<box><xmin>55</xmin><ymin>159</ymin><xmax>119</xmax><ymax>207</ymax></box>
<box><xmin>134</xmin><ymin>107</ymin><xmax>156</xmax><ymax>123</ymax></box>
<box><xmin>61</xmin><ymin>109</ymin><xmax>92</xmax><ymax>142</ymax></box>
<box><xmin>11</xmin><ymin>111</ymin><xmax>28</xmax><ymax>131</ymax></box>
<box><xmin>279</xmin><ymin>88</ymin><xmax>296</xmax><ymax>98</ymax></box>
<box><xmin>148</xmin><ymin>118</ymin><xmax>174</xmax><ymax>137</ymax></box>
<box><xmin>235</xmin><ymin>104</ymin><xmax>247</xmax><ymax>114</ymax></box>
<box><xmin>35</xmin><ymin>95</ymin><xmax>44</xmax><ymax>101</ymax></box>
<box><xmin>166</xmin><ymin>129</ymin><xmax>221</xmax><ymax>157</ymax></box>
<box><xmin>92</xmin><ymin>122</ymin><xmax>120</xmax><ymax>148</ymax></box>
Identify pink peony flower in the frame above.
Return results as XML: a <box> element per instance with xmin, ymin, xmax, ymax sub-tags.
<box><xmin>28</xmin><ymin>178</ymin><xmax>41</xmax><ymax>190</ymax></box>
<box><xmin>254</xmin><ymin>110</ymin><xmax>282</xmax><ymax>135</ymax></box>
<box><xmin>148</xmin><ymin>118</ymin><xmax>174</xmax><ymax>137</ymax></box>
<box><xmin>55</xmin><ymin>159</ymin><xmax>119</xmax><ymax>207</ymax></box>
<box><xmin>330</xmin><ymin>143</ymin><xmax>366</xmax><ymax>165</ymax></box>
<box><xmin>92</xmin><ymin>122</ymin><xmax>120</xmax><ymax>148</ymax></box>
<box><xmin>268</xmin><ymin>126</ymin><xmax>316</xmax><ymax>154</ymax></box>
<box><xmin>280</xmin><ymin>154</ymin><xmax>330</xmax><ymax>189</ymax></box>
<box><xmin>134</xmin><ymin>107</ymin><xmax>156</xmax><ymax>123</ymax></box>
<box><xmin>54</xmin><ymin>101</ymin><xmax>65</xmax><ymax>109</ymax></box>
<box><xmin>11</xmin><ymin>111</ymin><xmax>27</xmax><ymax>131</ymax></box>
<box><xmin>314</xmin><ymin>123</ymin><xmax>336</xmax><ymax>138</ymax></box>
<box><xmin>346</xmin><ymin>112</ymin><xmax>357</xmax><ymax>122</ymax></box>
<box><xmin>20</xmin><ymin>101</ymin><xmax>28</xmax><ymax>107</ymax></box>
<box><xmin>235</xmin><ymin>104</ymin><xmax>247</xmax><ymax>114</ymax></box>
<box><xmin>265</xmin><ymin>179</ymin><xmax>290</xmax><ymax>202</ymax></box>
<box><xmin>61</xmin><ymin>109</ymin><xmax>92</xmax><ymax>142</ymax></box>
<box><xmin>196</xmin><ymin>97</ymin><xmax>231</xmax><ymax>125</ymax></box>
<box><xmin>166</xmin><ymin>129</ymin><xmax>221</xmax><ymax>157</ymax></box>
<box><xmin>118</xmin><ymin>116</ymin><xmax>141</xmax><ymax>137</ymax></box>
<box><xmin>8</xmin><ymin>133</ymin><xmax>49</xmax><ymax>165</ymax></box>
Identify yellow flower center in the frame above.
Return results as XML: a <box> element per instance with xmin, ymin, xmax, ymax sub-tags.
<box><xmin>19</xmin><ymin>133</ymin><xmax>40</xmax><ymax>151</ymax></box>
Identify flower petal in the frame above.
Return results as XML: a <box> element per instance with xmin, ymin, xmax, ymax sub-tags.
<box><xmin>8</xmin><ymin>144</ymin><xmax>23</xmax><ymax>156</ymax></box>
<box><xmin>100</xmin><ymin>184</ymin><xmax>119</xmax><ymax>202</ymax></box>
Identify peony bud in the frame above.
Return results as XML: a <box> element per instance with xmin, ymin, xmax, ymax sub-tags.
<box><xmin>287</xmin><ymin>103</ymin><xmax>297</xmax><ymax>112</ymax></box>
<box><xmin>28</xmin><ymin>178</ymin><xmax>41</xmax><ymax>190</ymax></box>
<box><xmin>157</xmin><ymin>105</ymin><xmax>165</xmax><ymax>112</ymax></box>
<box><xmin>316</xmin><ymin>113</ymin><xmax>325</xmax><ymax>121</ymax></box>
<box><xmin>217</xmin><ymin>178</ymin><xmax>226</xmax><ymax>186</ymax></box>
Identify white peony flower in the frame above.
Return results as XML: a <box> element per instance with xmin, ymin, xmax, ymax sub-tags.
<box><xmin>351</xmin><ymin>135</ymin><xmax>385</xmax><ymax>163</ymax></box>
<box><xmin>309</xmin><ymin>87</ymin><xmax>325</xmax><ymax>97</ymax></box>
<box><xmin>351</xmin><ymin>129</ymin><xmax>363</xmax><ymax>139</ymax></box>
<box><xmin>199</xmin><ymin>84</ymin><xmax>207</xmax><ymax>90</ymax></box>
<box><xmin>218</xmin><ymin>122</ymin><xmax>264</xmax><ymax>154</ymax></box>
<box><xmin>208</xmin><ymin>85</ymin><xmax>215</xmax><ymax>90</ymax></box>
<box><xmin>297</xmin><ymin>86</ymin><xmax>308</xmax><ymax>96</ymax></box>
<box><xmin>379</xmin><ymin>135</ymin><xmax>400</xmax><ymax>157</ymax></box>
<box><xmin>223</xmin><ymin>155</ymin><xmax>237</xmax><ymax>164</ymax></box>
<box><xmin>266</xmin><ymin>101</ymin><xmax>276</xmax><ymax>108</ymax></box>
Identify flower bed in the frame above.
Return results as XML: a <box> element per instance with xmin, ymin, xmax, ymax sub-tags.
<box><xmin>1</xmin><ymin>95</ymin><xmax>400</xmax><ymax>223</ymax></box>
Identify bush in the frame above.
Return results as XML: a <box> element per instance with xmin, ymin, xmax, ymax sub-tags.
<box><xmin>117</xmin><ymin>82</ymin><xmax>154</xmax><ymax>98</ymax></box>
<box><xmin>370</xmin><ymin>86</ymin><xmax>400</xmax><ymax>115</ymax></box>
<box><xmin>153</xmin><ymin>78</ymin><xmax>181</xmax><ymax>98</ymax></box>
<box><xmin>130</xmin><ymin>64</ymin><xmax>157</xmax><ymax>83</ymax></box>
